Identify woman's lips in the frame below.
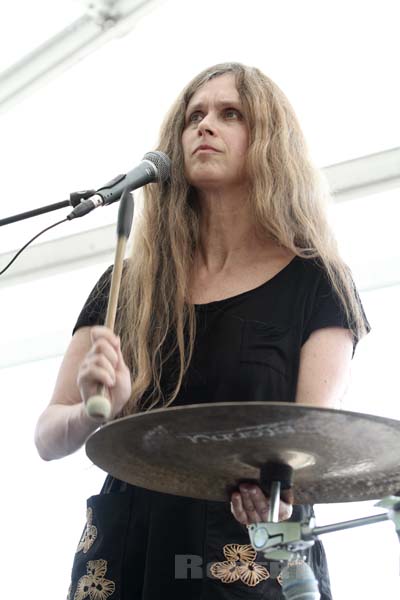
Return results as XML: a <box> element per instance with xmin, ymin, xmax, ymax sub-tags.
<box><xmin>194</xmin><ymin>145</ymin><xmax>220</xmax><ymax>154</ymax></box>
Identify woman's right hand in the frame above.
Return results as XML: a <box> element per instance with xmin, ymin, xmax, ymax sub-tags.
<box><xmin>77</xmin><ymin>325</ymin><xmax>132</xmax><ymax>420</ymax></box>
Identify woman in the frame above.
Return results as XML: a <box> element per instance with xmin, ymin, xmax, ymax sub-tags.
<box><xmin>35</xmin><ymin>62</ymin><xmax>369</xmax><ymax>600</ymax></box>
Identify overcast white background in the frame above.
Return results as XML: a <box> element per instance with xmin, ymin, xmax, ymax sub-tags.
<box><xmin>0</xmin><ymin>1</ymin><xmax>399</xmax><ymax>598</ymax></box>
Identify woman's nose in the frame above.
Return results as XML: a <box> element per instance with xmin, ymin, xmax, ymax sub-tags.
<box><xmin>197</xmin><ymin>113</ymin><xmax>216</xmax><ymax>136</ymax></box>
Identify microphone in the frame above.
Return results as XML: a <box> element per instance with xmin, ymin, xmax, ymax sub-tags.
<box><xmin>67</xmin><ymin>151</ymin><xmax>170</xmax><ymax>220</ymax></box>
<box><xmin>280</xmin><ymin>561</ymin><xmax>320</xmax><ymax>600</ymax></box>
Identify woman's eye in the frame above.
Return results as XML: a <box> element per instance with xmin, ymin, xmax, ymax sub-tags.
<box><xmin>189</xmin><ymin>111</ymin><xmax>203</xmax><ymax>124</ymax></box>
<box><xmin>224</xmin><ymin>108</ymin><xmax>241</xmax><ymax>120</ymax></box>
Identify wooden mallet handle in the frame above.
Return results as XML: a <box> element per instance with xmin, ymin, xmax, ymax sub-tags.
<box><xmin>85</xmin><ymin>188</ymin><xmax>134</xmax><ymax>421</ymax></box>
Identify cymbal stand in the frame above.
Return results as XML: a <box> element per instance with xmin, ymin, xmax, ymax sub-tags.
<box><xmin>246</xmin><ymin>462</ymin><xmax>400</xmax><ymax>598</ymax></box>
<box><xmin>248</xmin><ymin>485</ymin><xmax>400</xmax><ymax>600</ymax></box>
<box><xmin>248</xmin><ymin>493</ymin><xmax>400</xmax><ymax>560</ymax></box>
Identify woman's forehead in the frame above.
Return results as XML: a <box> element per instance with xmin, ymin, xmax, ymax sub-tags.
<box><xmin>186</xmin><ymin>73</ymin><xmax>240</xmax><ymax>110</ymax></box>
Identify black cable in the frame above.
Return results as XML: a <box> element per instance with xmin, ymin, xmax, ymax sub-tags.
<box><xmin>0</xmin><ymin>218</ymin><xmax>68</xmax><ymax>277</ymax></box>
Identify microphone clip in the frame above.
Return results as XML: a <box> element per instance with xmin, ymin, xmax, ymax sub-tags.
<box><xmin>69</xmin><ymin>189</ymin><xmax>96</xmax><ymax>207</ymax></box>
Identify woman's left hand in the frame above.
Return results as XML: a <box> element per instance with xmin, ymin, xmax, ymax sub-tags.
<box><xmin>230</xmin><ymin>484</ymin><xmax>293</xmax><ymax>525</ymax></box>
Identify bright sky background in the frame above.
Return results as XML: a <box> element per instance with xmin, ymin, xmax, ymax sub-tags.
<box><xmin>0</xmin><ymin>1</ymin><xmax>399</xmax><ymax>598</ymax></box>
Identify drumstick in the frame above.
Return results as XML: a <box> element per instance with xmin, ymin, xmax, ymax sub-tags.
<box><xmin>85</xmin><ymin>187</ymin><xmax>134</xmax><ymax>421</ymax></box>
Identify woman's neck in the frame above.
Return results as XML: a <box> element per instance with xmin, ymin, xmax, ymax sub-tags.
<box><xmin>194</xmin><ymin>190</ymin><xmax>277</xmax><ymax>274</ymax></box>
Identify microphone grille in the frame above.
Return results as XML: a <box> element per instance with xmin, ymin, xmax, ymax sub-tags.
<box><xmin>143</xmin><ymin>151</ymin><xmax>171</xmax><ymax>183</ymax></box>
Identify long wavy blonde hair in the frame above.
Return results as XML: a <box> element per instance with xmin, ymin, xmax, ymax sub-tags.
<box><xmin>116</xmin><ymin>62</ymin><xmax>367</xmax><ymax>415</ymax></box>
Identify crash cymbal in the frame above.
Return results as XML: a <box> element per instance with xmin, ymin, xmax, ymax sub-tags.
<box><xmin>85</xmin><ymin>402</ymin><xmax>400</xmax><ymax>504</ymax></box>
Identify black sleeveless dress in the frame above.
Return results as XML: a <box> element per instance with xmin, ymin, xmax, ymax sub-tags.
<box><xmin>67</xmin><ymin>256</ymin><xmax>368</xmax><ymax>600</ymax></box>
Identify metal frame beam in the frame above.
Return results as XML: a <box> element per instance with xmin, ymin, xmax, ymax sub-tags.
<box><xmin>324</xmin><ymin>147</ymin><xmax>400</xmax><ymax>201</ymax></box>
<box><xmin>0</xmin><ymin>0</ymin><xmax>163</xmax><ymax>114</ymax></box>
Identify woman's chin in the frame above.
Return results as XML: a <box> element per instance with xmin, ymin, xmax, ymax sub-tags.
<box><xmin>187</xmin><ymin>172</ymin><xmax>240</xmax><ymax>193</ymax></box>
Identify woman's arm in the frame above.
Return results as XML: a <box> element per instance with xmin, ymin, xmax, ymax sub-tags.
<box><xmin>35</xmin><ymin>328</ymin><xmax>96</xmax><ymax>460</ymax></box>
<box><xmin>34</xmin><ymin>326</ymin><xmax>131</xmax><ymax>461</ymax></box>
<box><xmin>295</xmin><ymin>326</ymin><xmax>353</xmax><ymax>408</ymax></box>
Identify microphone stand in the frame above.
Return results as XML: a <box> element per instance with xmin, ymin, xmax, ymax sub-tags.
<box><xmin>0</xmin><ymin>190</ymin><xmax>95</xmax><ymax>226</ymax></box>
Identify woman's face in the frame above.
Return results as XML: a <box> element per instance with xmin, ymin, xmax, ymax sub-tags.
<box><xmin>181</xmin><ymin>73</ymin><xmax>249</xmax><ymax>192</ymax></box>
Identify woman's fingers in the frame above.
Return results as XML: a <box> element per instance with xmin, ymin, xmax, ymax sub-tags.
<box><xmin>90</xmin><ymin>330</ymin><xmax>119</xmax><ymax>364</ymax></box>
<box><xmin>240</xmin><ymin>484</ymin><xmax>270</xmax><ymax>523</ymax></box>
<box><xmin>90</xmin><ymin>325</ymin><xmax>120</xmax><ymax>347</ymax></box>
<box><xmin>90</xmin><ymin>326</ymin><xmax>128</xmax><ymax>376</ymax></box>
<box><xmin>77</xmin><ymin>326</ymin><xmax>132</xmax><ymax>415</ymax></box>
<box><xmin>82</xmin><ymin>337</ymin><xmax>119</xmax><ymax>386</ymax></box>
<box><xmin>80</xmin><ymin>354</ymin><xmax>116</xmax><ymax>388</ymax></box>
<box><xmin>230</xmin><ymin>484</ymin><xmax>293</xmax><ymax>525</ymax></box>
<box><xmin>230</xmin><ymin>491</ymin><xmax>250</xmax><ymax>525</ymax></box>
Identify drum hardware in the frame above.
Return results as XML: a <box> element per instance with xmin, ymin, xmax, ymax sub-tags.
<box><xmin>251</xmin><ymin>463</ymin><xmax>400</xmax><ymax>561</ymax></box>
<box><xmin>248</xmin><ymin>497</ymin><xmax>400</xmax><ymax>560</ymax></box>
<box><xmin>249</xmin><ymin>465</ymin><xmax>400</xmax><ymax>599</ymax></box>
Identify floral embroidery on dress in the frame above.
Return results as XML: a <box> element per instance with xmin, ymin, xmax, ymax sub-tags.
<box><xmin>74</xmin><ymin>559</ymin><xmax>115</xmax><ymax>600</ymax></box>
<box><xmin>238</xmin><ymin>562</ymin><xmax>272</xmax><ymax>587</ymax></box>
<box><xmin>77</xmin><ymin>507</ymin><xmax>98</xmax><ymax>554</ymax></box>
<box><xmin>211</xmin><ymin>560</ymin><xmax>241</xmax><ymax>584</ymax></box>
<box><xmin>210</xmin><ymin>544</ymin><xmax>270</xmax><ymax>587</ymax></box>
<box><xmin>223</xmin><ymin>544</ymin><xmax>256</xmax><ymax>563</ymax></box>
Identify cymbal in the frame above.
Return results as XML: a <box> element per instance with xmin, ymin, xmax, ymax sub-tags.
<box><xmin>85</xmin><ymin>402</ymin><xmax>400</xmax><ymax>504</ymax></box>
